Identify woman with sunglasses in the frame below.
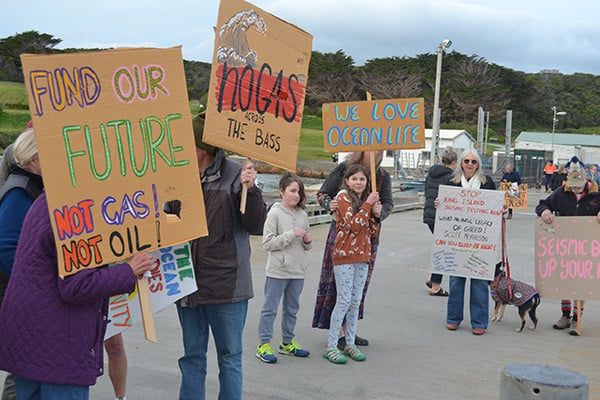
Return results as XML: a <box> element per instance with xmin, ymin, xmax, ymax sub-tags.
<box><xmin>443</xmin><ymin>149</ymin><xmax>496</xmax><ymax>335</ymax></box>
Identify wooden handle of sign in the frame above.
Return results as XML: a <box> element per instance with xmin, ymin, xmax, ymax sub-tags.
<box><xmin>365</xmin><ymin>92</ymin><xmax>376</xmax><ymax>192</ymax></box>
<box><xmin>577</xmin><ymin>300</ymin><xmax>582</xmax><ymax>336</ymax></box>
<box><xmin>370</xmin><ymin>152</ymin><xmax>376</xmax><ymax>193</ymax></box>
<box><xmin>240</xmin><ymin>184</ymin><xmax>248</xmax><ymax>214</ymax></box>
<box><xmin>137</xmin><ymin>278</ymin><xmax>157</xmax><ymax>343</ymax></box>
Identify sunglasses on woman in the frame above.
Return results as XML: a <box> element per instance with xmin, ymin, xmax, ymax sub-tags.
<box><xmin>463</xmin><ymin>159</ymin><xmax>478</xmax><ymax>165</ymax></box>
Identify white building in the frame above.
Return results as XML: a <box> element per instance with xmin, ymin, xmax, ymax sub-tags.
<box><xmin>514</xmin><ymin>131</ymin><xmax>600</xmax><ymax>165</ymax></box>
<box><xmin>337</xmin><ymin>129</ymin><xmax>475</xmax><ymax>169</ymax></box>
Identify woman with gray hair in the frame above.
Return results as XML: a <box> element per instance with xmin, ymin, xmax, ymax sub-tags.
<box><xmin>0</xmin><ymin>128</ymin><xmax>43</xmax><ymax>399</ymax></box>
<box><xmin>423</xmin><ymin>147</ymin><xmax>458</xmax><ymax>296</ymax></box>
<box><xmin>444</xmin><ymin>148</ymin><xmax>496</xmax><ymax>335</ymax></box>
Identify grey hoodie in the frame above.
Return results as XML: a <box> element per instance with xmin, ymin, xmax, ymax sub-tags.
<box><xmin>262</xmin><ymin>202</ymin><xmax>312</xmax><ymax>279</ymax></box>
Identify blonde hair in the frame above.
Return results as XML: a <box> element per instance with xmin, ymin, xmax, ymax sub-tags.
<box><xmin>13</xmin><ymin>128</ymin><xmax>38</xmax><ymax>167</ymax></box>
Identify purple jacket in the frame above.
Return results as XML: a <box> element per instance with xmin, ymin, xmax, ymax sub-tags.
<box><xmin>490</xmin><ymin>275</ymin><xmax>538</xmax><ymax>307</ymax></box>
<box><xmin>0</xmin><ymin>192</ymin><xmax>137</xmax><ymax>386</ymax></box>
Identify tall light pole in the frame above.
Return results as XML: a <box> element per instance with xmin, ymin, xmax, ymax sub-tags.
<box><xmin>429</xmin><ymin>39</ymin><xmax>452</xmax><ymax>166</ymax></box>
<box><xmin>551</xmin><ymin>106</ymin><xmax>566</xmax><ymax>161</ymax></box>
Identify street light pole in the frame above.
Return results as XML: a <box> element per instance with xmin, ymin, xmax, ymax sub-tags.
<box><xmin>429</xmin><ymin>39</ymin><xmax>451</xmax><ymax>167</ymax></box>
<box><xmin>551</xmin><ymin>106</ymin><xmax>566</xmax><ymax>162</ymax></box>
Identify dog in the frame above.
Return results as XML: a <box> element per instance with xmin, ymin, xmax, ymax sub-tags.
<box><xmin>490</xmin><ymin>263</ymin><xmax>540</xmax><ymax>333</ymax></box>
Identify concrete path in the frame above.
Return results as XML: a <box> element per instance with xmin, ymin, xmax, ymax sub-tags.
<box><xmin>3</xmin><ymin>189</ymin><xmax>600</xmax><ymax>399</ymax></box>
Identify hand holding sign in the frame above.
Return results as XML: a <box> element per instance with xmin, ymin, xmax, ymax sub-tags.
<box><xmin>127</xmin><ymin>252</ymin><xmax>154</xmax><ymax>277</ymax></box>
<box><xmin>239</xmin><ymin>159</ymin><xmax>257</xmax><ymax>213</ymax></box>
<box><xmin>241</xmin><ymin>160</ymin><xmax>257</xmax><ymax>189</ymax></box>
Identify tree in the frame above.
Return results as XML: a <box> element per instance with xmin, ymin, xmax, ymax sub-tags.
<box><xmin>305</xmin><ymin>50</ymin><xmax>357</xmax><ymax>109</ymax></box>
<box><xmin>357</xmin><ymin>70</ymin><xmax>423</xmax><ymax>99</ymax></box>
<box><xmin>305</xmin><ymin>71</ymin><xmax>359</xmax><ymax>108</ymax></box>
<box><xmin>0</xmin><ymin>31</ymin><xmax>62</xmax><ymax>82</ymax></box>
<box><xmin>183</xmin><ymin>60</ymin><xmax>211</xmax><ymax>100</ymax></box>
<box><xmin>445</xmin><ymin>55</ymin><xmax>510</xmax><ymax>124</ymax></box>
<box><xmin>308</xmin><ymin>50</ymin><xmax>354</xmax><ymax>77</ymax></box>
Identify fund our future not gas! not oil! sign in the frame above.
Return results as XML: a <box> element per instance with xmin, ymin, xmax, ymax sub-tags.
<box><xmin>21</xmin><ymin>47</ymin><xmax>208</xmax><ymax>278</ymax></box>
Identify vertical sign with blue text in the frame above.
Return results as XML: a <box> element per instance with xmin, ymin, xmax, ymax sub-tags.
<box><xmin>21</xmin><ymin>47</ymin><xmax>208</xmax><ymax>277</ymax></box>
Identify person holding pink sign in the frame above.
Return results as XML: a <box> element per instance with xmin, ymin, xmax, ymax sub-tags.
<box><xmin>536</xmin><ymin>156</ymin><xmax>600</xmax><ymax>336</ymax></box>
<box><xmin>444</xmin><ymin>149</ymin><xmax>496</xmax><ymax>336</ymax></box>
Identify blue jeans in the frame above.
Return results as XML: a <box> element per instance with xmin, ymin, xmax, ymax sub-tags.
<box><xmin>176</xmin><ymin>301</ymin><xmax>248</xmax><ymax>400</ymax></box>
<box><xmin>446</xmin><ymin>276</ymin><xmax>489</xmax><ymax>329</ymax></box>
<box><xmin>15</xmin><ymin>376</ymin><xmax>89</xmax><ymax>400</ymax></box>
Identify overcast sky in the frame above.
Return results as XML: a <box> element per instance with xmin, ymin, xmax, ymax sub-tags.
<box><xmin>2</xmin><ymin>0</ymin><xmax>599</xmax><ymax>75</ymax></box>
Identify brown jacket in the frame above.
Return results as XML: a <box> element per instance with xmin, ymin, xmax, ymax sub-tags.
<box><xmin>332</xmin><ymin>190</ymin><xmax>379</xmax><ymax>266</ymax></box>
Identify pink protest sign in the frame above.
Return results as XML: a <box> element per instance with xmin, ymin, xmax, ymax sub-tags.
<box><xmin>535</xmin><ymin>216</ymin><xmax>600</xmax><ymax>300</ymax></box>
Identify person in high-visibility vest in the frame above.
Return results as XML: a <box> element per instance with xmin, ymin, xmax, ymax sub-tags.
<box><xmin>543</xmin><ymin>160</ymin><xmax>557</xmax><ymax>192</ymax></box>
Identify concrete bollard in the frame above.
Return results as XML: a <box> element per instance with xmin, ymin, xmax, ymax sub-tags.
<box><xmin>500</xmin><ymin>364</ymin><xmax>589</xmax><ymax>399</ymax></box>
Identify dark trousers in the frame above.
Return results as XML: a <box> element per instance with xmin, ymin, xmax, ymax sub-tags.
<box><xmin>426</xmin><ymin>222</ymin><xmax>443</xmax><ymax>284</ymax></box>
<box><xmin>544</xmin><ymin>174</ymin><xmax>552</xmax><ymax>190</ymax></box>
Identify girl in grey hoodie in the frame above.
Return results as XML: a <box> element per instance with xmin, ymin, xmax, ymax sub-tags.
<box><xmin>256</xmin><ymin>173</ymin><xmax>313</xmax><ymax>363</ymax></box>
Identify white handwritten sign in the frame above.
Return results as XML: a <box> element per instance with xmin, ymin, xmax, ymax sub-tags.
<box><xmin>430</xmin><ymin>185</ymin><xmax>504</xmax><ymax>280</ymax></box>
<box><xmin>105</xmin><ymin>242</ymin><xmax>197</xmax><ymax>339</ymax></box>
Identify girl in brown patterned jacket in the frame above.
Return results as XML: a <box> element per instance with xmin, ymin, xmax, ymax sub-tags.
<box><xmin>324</xmin><ymin>165</ymin><xmax>381</xmax><ymax>364</ymax></box>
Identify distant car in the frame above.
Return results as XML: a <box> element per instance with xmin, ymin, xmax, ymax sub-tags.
<box><xmin>332</xmin><ymin>153</ymin><xmax>338</xmax><ymax>163</ymax></box>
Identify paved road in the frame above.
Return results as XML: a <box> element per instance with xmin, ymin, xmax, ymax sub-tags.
<box><xmin>3</xmin><ymin>189</ymin><xmax>600</xmax><ymax>399</ymax></box>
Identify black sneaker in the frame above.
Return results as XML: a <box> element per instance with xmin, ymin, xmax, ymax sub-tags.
<box><xmin>337</xmin><ymin>336</ymin><xmax>346</xmax><ymax>351</ymax></box>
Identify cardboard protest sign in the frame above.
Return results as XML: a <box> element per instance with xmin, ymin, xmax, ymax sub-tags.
<box><xmin>21</xmin><ymin>47</ymin><xmax>207</xmax><ymax>277</ymax></box>
<box><xmin>322</xmin><ymin>98</ymin><xmax>426</xmax><ymax>152</ymax></box>
<box><xmin>535</xmin><ymin>217</ymin><xmax>600</xmax><ymax>300</ymax></box>
<box><xmin>501</xmin><ymin>182</ymin><xmax>528</xmax><ymax>209</ymax></box>
<box><xmin>203</xmin><ymin>0</ymin><xmax>313</xmax><ymax>171</ymax></box>
<box><xmin>430</xmin><ymin>185</ymin><xmax>504</xmax><ymax>280</ymax></box>
<box><xmin>105</xmin><ymin>242</ymin><xmax>196</xmax><ymax>339</ymax></box>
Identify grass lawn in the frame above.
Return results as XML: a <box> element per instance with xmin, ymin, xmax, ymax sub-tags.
<box><xmin>0</xmin><ymin>81</ymin><xmax>29</xmax><ymax>108</ymax></box>
<box><xmin>299</xmin><ymin>127</ymin><xmax>331</xmax><ymax>160</ymax></box>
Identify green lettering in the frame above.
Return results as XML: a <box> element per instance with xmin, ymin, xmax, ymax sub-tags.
<box><xmin>63</xmin><ymin>125</ymin><xmax>86</xmax><ymax>187</ymax></box>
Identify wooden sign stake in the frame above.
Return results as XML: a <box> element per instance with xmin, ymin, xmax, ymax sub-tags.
<box><xmin>137</xmin><ymin>276</ymin><xmax>157</xmax><ymax>343</ymax></box>
<box><xmin>577</xmin><ymin>300</ymin><xmax>582</xmax><ymax>336</ymax></box>
<box><xmin>365</xmin><ymin>91</ymin><xmax>376</xmax><ymax>192</ymax></box>
<box><xmin>240</xmin><ymin>159</ymin><xmax>250</xmax><ymax>214</ymax></box>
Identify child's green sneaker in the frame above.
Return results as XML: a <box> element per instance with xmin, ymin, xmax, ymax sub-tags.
<box><xmin>323</xmin><ymin>346</ymin><xmax>347</xmax><ymax>364</ymax></box>
<box><xmin>255</xmin><ymin>343</ymin><xmax>277</xmax><ymax>363</ymax></box>
<box><xmin>344</xmin><ymin>344</ymin><xmax>366</xmax><ymax>361</ymax></box>
<box><xmin>278</xmin><ymin>339</ymin><xmax>310</xmax><ymax>357</ymax></box>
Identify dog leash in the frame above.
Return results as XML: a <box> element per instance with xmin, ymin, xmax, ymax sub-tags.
<box><xmin>502</xmin><ymin>215</ymin><xmax>513</xmax><ymax>301</ymax></box>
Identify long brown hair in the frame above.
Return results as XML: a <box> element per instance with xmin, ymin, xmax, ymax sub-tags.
<box><xmin>341</xmin><ymin>164</ymin><xmax>370</xmax><ymax>212</ymax></box>
<box><xmin>279</xmin><ymin>172</ymin><xmax>306</xmax><ymax>209</ymax></box>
